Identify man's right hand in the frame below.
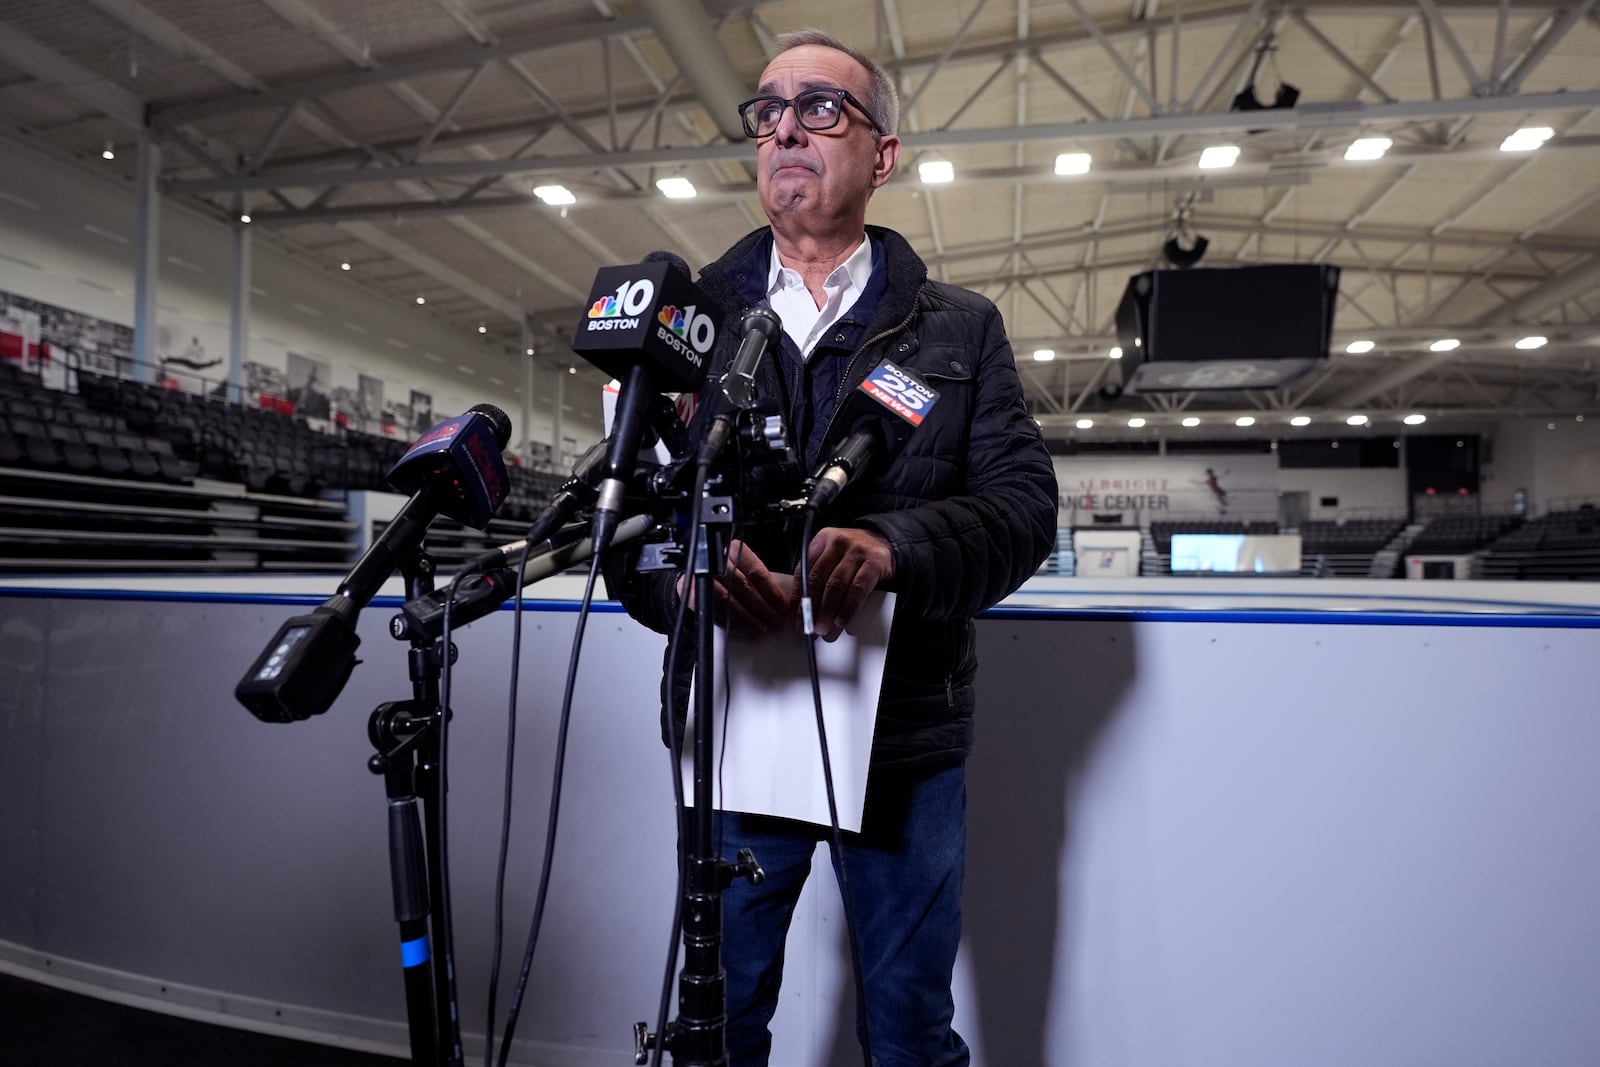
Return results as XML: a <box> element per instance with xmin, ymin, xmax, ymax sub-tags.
<box><xmin>677</xmin><ymin>539</ymin><xmax>794</xmax><ymax>636</ymax></box>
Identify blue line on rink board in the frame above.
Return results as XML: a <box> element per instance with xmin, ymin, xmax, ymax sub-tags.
<box><xmin>4</xmin><ymin>586</ymin><xmax>1600</xmax><ymax>627</ymax></box>
<box><xmin>1008</xmin><ymin>586</ymin><xmax>1600</xmax><ymax>614</ymax></box>
<box><xmin>984</xmin><ymin>606</ymin><xmax>1600</xmax><ymax>629</ymax></box>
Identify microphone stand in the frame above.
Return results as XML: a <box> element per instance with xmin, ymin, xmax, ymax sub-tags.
<box><xmin>636</xmin><ymin>465</ymin><xmax>765</xmax><ymax>1067</ymax></box>
<box><xmin>367</xmin><ymin>546</ymin><xmax>464</xmax><ymax>1067</ymax></box>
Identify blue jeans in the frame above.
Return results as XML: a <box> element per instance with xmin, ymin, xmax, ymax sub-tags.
<box><xmin>714</xmin><ymin>763</ymin><xmax>970</xmax><ymax>1067</ymax></box>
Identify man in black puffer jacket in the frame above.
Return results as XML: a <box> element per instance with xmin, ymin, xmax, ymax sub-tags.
<box><xmin>608</xmin><ymin>28</ymin><xmax>1057</xmax><ymax>1067</ymax></box>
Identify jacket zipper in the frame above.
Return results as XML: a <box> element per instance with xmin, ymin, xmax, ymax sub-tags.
<box><xmin>814</xmin><ymin>283</ymin><xmax>926</xmax><ymax>450</ymax></box>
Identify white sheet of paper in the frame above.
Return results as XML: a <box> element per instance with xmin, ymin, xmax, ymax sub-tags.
<box><xmin>684</xmin><ymin>589</ymin><xmax>895</xmax><ymax>832</ymax></box>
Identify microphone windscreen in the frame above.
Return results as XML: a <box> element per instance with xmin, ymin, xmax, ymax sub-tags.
<box><xmin>468</xmin><ymin>403</ymin><xmax>513</xmax><ymax>448</ymax></box>
<box><xmin>641</xmin><ymin>249</ymin><xmax>691</xmax><ymax>278</ymax></box>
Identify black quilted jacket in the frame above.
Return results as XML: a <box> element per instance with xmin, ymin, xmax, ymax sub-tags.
<box><xmin>611</xmin><ymin>224</ymin><xmax>1058</xmax><ymax>768</ymax></box>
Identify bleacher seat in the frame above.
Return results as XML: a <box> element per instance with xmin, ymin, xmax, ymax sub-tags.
<box><xmin>1479</xmin><ymin>509</ymin><xmax>1600</xmax><ymax>581</ymax></box>
<box><xmin>1408</xmin><ymin>514</ymin><xmax>1521</xmax><ymax>556</ymax></box>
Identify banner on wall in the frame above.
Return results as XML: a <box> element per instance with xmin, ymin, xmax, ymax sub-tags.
<box><xmin>285</xmin><ymin>351</ymin><xmax>332</xmax><ymax>420</ymax></box>
<box><xmin>1054</xmin><ymin>454</ymin><xmax>1280</xmax><ymax>520</ymax></box>
<box><xmin>1</xmin><ymin>288</ymin><xmax>133</xmax><ymax>381</ymax></box>
<box><xmin>409</xmin><ymin>390</ymin><xmax>433</xmax><ymax>435</ymax></box>
<box><xmin>155</xmin><ymin>319</ymin><xmax>227</xmax><ymax>395</ymax></box>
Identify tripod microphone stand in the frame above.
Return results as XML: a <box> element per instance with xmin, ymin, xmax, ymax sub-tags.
<box><xmin>634</xmin><ymin>464</ymin><xmax>767</xmax><ymax>1067</ymax></box>
<box><xmin>366</xmin><ymin>547</ymin><xmax>464</xmax><ymax>1067</ymax></box>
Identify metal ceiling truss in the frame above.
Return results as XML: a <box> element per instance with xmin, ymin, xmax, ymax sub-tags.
<box><xmin>8</xmin><ymin>0</ymin><xmax>1597</xmax><ymax>424</ymax></box>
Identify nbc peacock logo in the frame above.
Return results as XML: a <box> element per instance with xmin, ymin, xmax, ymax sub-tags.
<box><xmin>588</xmin><ymin>293</ymin><xmax>622</xmax><ymax>318</ymax></box>
<box><xmin>657</xmin><ymin>305</ymin><xmax>688</xmax><ymax>337</ymax></box>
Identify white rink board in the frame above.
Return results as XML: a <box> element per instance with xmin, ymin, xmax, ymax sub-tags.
<box><xmin>1</xmin><ymin>575</ymin><xmax>1597</xmax><ymax>1067</ymax></box>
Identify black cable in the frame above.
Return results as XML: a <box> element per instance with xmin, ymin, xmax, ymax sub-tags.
<box><xmin>482</xmin><ymin>535</ymin><xmax>537</xmax><ymax>1067</ymax></box>
<box><xmin>799</xmin><ymin>508</ymin><xmax>874</xmax><ymax>1067</ymax></box>
<box><xmin>494</xmin><ymin>543</ymin><xmax>607</xmax><ymax>1067</ymax></box>
<box><xmin>437</xmin><ymin>571</ymin><xmax>468</xmax><ymax>1067</ymax></box>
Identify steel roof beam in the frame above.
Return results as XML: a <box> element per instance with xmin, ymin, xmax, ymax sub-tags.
<box><xmin>148</xmin><ymin>0</ymin><xmax>771</xmax><ymax>128</ymax></box>
<box><xmin>206</xmin><ymin>119</ymin><xmax>1600</xmax><ymax>206</ymax></box>
<box><xmin>0</xmin><ymin>23</ymin><xmax>144</xmax><ymax>128</ymax></box>
<box><xmin>1492</xmin><ymin>0</ymin><xmax>1596</xmax><ymax>94</ymax></box>
<box><xmin>167</xmin><ymin>88</ymin><xmax>1600</xmax><ymax>196</ymax></box>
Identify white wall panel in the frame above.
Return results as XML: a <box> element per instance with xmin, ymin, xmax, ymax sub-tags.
<box><xmin>3</xmin><ymin>581</ymin><xmax>1599</xmax><ymax>1066</ymax></box>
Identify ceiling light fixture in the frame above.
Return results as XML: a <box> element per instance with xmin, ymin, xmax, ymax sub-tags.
<box><xmin>1198</xmin><ymin>145</ymin><xmax>1240</xmax><ymax>169</ymax></box>
<box><xmin>239</xmin><ymin>213</ymin><xmax>252</xmax><ymax>224</ymax></box>
<box><xmin>1347</xmin><ymin>414</ymin><xmax>1370</xmax><ymax>426</ymax></box>
<box><xmin>1499</xmin><ymin>126</ymin><xmax>1554</xmax><ymax>152</ymax></box>
<box><xmin>1054</xmin><ymin>151</ymin><xmax>1092</xmax><ymax>175</ymax></box>
<box><xmin>477</xmin><ymin>324</ymin><xmax>487</xmax><ymax>334</ymax></box>
<box><xmin>533</xmin><ymin>185</ymin><xmax>576</xmax><ymax>205</ymax></box>
<box><xmin>1345</xmin><ymin>339</ymin><xmax>1375</xmax><ymax>354</ymax></box>
<box><xmin>101</xmin><ymin>142</ymin><xmax>115</xmax><ymax>160</ymax></box>
<box><xmin>1127</xmin><ymin>417</ymin><xmax>1146</xmax><ymax>428</ymax></box>
<box><xmin>1515</xmin><ymin>335</ymin><xmax>1548</xmax><ymax>350</ymax></box>
<box><xmin>918</xmin><ymin>159</ymin><xmax>955</xmax><ymax>184</ymax></box>
<box><xmin>339</xmin><ymin>261</ymin><xmax>351</xmax><ymax>271</ymax></box>
<box><xmin>1404</xmin><ymin>413</ymin><xmax>1427</xmax><ymax>425</ymax></box>
<box><xmin>1108</xmin><ymin>346</ymin><xmax>1123</xmax><ymax>360</ymax></box>
<box><xmin>1290</xmin><ymin>415</ymin><xmax>1312</xmax><ymax>427</ymax></box>
<box><xmin>1429</xmin><ymin>338</ymin><xmax>1460</xmax><ymax>352</ymax></box>
<box><xmin>1181</xmin><ymin>417</ymin><xmax>1201</xmax><ymax>427</ymax></box>
<box><xmin>1075</xmin><ymin>418</ymin><xmax>1094</xmax><ymax>430</ymax></box>
<box><xmin>525</xmin><ymin>347</ymin><xmax>535</xmax><ymax>356</ymax></box>
<box><xmin>416</xmin><ymin>296</ymin><xmax>426</xmax><ymax>305</ymax></box>
<box><xmin>1344</xmin><ymin>136</ymin><xmax>1393</xmax><ymax>161</ymax></box>
<box><xmin>1032</xmin><ymin>348</ymin><xmax>1056</xmax><ymax>362</ymax></box>
<box><xmin>655</xmin><ymin>176</ymin><xmax>697</xmax><ymax>199</ymax></box>
<box><xmin>1235</xmin><ymin>415</ymin><xmax>1256</xmax><ymax>427</ymax></box>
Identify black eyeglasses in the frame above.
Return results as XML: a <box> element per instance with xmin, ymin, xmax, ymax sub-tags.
<box><xmin>737</xmin><ymin>88</ymin><xmax>883</xmax><ymax>140</ymax></box>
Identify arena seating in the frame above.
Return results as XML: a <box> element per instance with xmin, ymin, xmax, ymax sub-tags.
<box><xmin>1478</xmin><ymin>508</ymin><xmax>1600</xmax><ymax>581</ymax></box>
<box><xmin>1297</xmin><ymin>517</ymin><xmax>1406</xmax><ymax>577</ymax></box>
<box><xmin>1406</xmin><ymin>513</ymin><xmax>1523</xmax><ymax>556</ymax></box>
<box><xmin>0</xmin><ymin>365</ymin><xmax>565</xmax><ymax>572</ymax></box>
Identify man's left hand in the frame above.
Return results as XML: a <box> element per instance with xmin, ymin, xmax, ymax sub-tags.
<box><xmin>799</xmin><ymin>527</ymin><xmax>894</xmax><ymax>641</ymax></box>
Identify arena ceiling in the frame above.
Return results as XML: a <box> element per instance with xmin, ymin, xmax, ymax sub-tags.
<box><xmin>2</xmin><ymin>0</ymin><xmax>1598</xmax><ymax>438</ymax></box>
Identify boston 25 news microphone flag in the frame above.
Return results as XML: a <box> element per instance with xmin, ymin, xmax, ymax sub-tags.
<box><xmin>235</xmin><ymin>404</ymin><xmax>512</xmax><ymax>723</ymax></box>
<box><xmin>807</xmin><ymin>359</ymin><xmax>939</xmax><ymax>512</ymax></box>
<box><xmin>571</xmin><ymin>250</ymin><xmax>718</xmax><ymax>553</ymax></box>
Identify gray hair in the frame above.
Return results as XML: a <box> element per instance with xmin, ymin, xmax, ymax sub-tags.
<box><xmin>772</xmin><ymin>29</ymin><xmax>899</xmax><ymax>137</ymax></box>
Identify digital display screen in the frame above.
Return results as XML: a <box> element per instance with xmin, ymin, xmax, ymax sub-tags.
<box><xmin>253</xmin><ymin>625</ymin><xmax>311</xmax><ymax>681</ymax></box>
<box><xmin>1170</xmin><ymin>534</ymin><xmax>1302</xmax><ymax>574</ymax></box>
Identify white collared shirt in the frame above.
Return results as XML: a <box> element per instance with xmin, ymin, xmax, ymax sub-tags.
<box><xmin>765</xmin><ymin>235</ymin><xmax>873</xmax><ymax>360</ymax></box>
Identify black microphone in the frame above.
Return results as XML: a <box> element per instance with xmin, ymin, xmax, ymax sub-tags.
<box><xmin>392</xmin><ymin>514</ymin><xmax>654</xmax><ymax>642</ymax></box>
<box><xmin>457</xmin><ymin>438</ymin><xmax>610</xmax><ymax>575</ymax></box>
<box><xmin>696</xmin><ymin>306</ymin><xmax>783</xmax><ymax>471</ymax></box>
<box><xmin>235</xmin><ymin>404</ymin><xmax>512</xmax><ymax>723</ymax></box>
<box><xmin>722</xmin><ymin>306</ymin><xmax>781</xmax><ymax>408</ymax></box>
<box><xmin>572</xmin><ymin>250</ymin><xmax>719</xmax><ymax>554</ymax></box>
<box><xmin>806</xmin><ymin>360</ymin><xmax>939</xmax><ymax>512</ymax></box>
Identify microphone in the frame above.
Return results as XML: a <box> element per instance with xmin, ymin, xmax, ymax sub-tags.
<box><xmin>235</xmin><ymin>404</ymin><xmax>512</xmax><ymax>723</ymax></box>
<box><xmin>572</xmin><ymin>250</ymin><xmax>719</xmax><ymax>553</ymax></box>
<box><xmin>722</xmin><ymin>307</ymin><xmax>781</xmax><ymax>408</ymax></box>
<box><xmin>806</xmin><ymin>360</ymin><xmax>939</xmax><ymax>513</ymax></box>
<box><xmin>455</xmin><ymin>438</ymin><xmax>608</xmax><ymax>575</ymax></box>
<box><xmin>695</xmin><ymin>306</ymin><xmax>783</xmax><ymax>472</ymax></box>
<box><xmin>392</xmin><ymin>514</ymin><xmax>654</xmax><ymax>642</ymax></box>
